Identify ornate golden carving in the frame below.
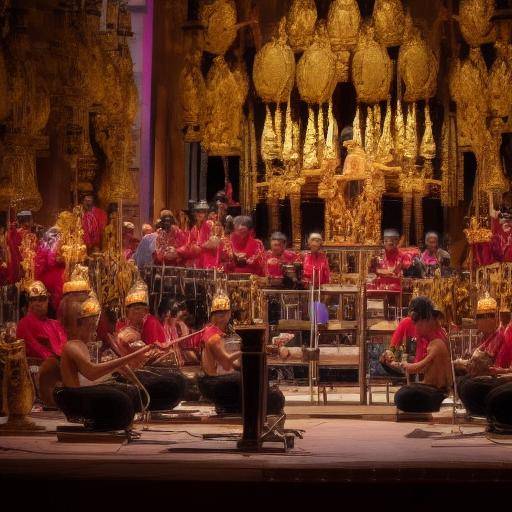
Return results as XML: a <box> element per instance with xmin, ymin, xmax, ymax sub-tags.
<box><xmin>302</xmin><ymin>105</ymin><xmax>318</xmax><ymax>169</ymax></box>
<box><xmin>352</xmin><ymin>105</ymin><xmax>362</xmax><ymax>146</ymax></box>
<box><xmin>253</xmin><ymin>18</ymin><xmax>295</xmax><ymax>104</ymax></box>
<box><xmin>56</xmin><ymin>207</ymin><xmax>87</xmax><ymax>279</ymax></box>
<box><xmin>352</xmin><ymin>22</ymin><xmax>392</xmax><ymax>103</ymax></box>
<box><xmin>489</xmin><ymin>36</ymin><xmax>512</xmax><ymax>118</ymax></box>
<box><xmin>282</xmin><ymin>98</ymin><xmax>299</xmax><ymax>164</ymax></box>
<box><xmin>482</xmin><ymin>119</ymin><xmax>509</xmax><ymax>194</ymax></box>
<box><xmin>324</xmin><ymin>100</ymin><xmax>338</xmax><ymax>161</ymax></box>
<box><xmin>200</xmin><ymin>0</ymin><xmax>238</xmax><ymax>55</ymax></box>
<box><xmin>372</xmin><ymin>0</ymin><xmax>405</xmax><ymax>47</ymax></box>
<box><xmin>457</xmin><ymin>0</ymin><xmax>496</xmax><ymax>47</ymax></box>
<box><xmin>398</xmin><ymin>15</ymin><xmax>439</xmax><ymax>102</ymax></box>
<box><xmin>179</xmin><ymin>49</ymin><xmax>206</xmax><ymax>143</ymax></box>
<box><xmin>286</xmin><ymin>0</ymin><xmax>317</xmax><ymax>53</ymax></box>
<box><xmin>364</xmin><ymin>106</ymin><xmax>376</xmax><ymax>159</ymax></box>
<box><xmin>449</xmin><ymin>47</ymin><xmax>489</xmax><ymax>151</ymax></box>
<box><xmin>296</xmin><ymin>21</ymin><xmax>337</xmax><ymax>104</ymax></box>
<box><xmin>404</xmin><ymin>102</ymin><xmax>418</xmax><ymax>161</ymax></box>
<box><xmin>376</xmin><ymin>98</ymin><xmax>393</xmax><ymax>163</ymax></box>
<box><xmin>420</xmin><ymin>103</ymin><xmax>436</xmax><ymax>179</ymax></box>
<box><xmin>261</xmin><ymin>104</ymin><xmax>279</xmax><ymax>163</ymax></box>
<box><xmin>464</xmin><ymin>216</ymin><xmax>493</xmax><ymax>244</ymax></box>
<box><xmin>202</xmin><ymin>56</ymin><xmax>245</xmax><ymax>156</ymax></box>
<box><xmin>394</xmin><ymin>98</ymin><xmax>405</xmax><ymax>159</ymax></box>
<box><xmin>327</xmin><ymin>0</ymin><xmax>361</xmax><ymax>52</ymax></box>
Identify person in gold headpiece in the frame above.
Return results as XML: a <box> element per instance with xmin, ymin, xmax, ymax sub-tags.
<box><xmin>197</xmin><ymin>292</ymin><xmax>285</xmax><ymax>415</ymax></box>
<box><xmin>16</xmin><ymin>281</ymin><xmax>67</xmax><ymax>361</ymax></box>
<box><xmin>53</xmin><ymin>293</ymin><xmax>151</xmax><ymax>431</ymax></box>
<box><xmin>457</xmin><ymin>293</ymin><xmax>512</xmax><ymax>417</ymax></box>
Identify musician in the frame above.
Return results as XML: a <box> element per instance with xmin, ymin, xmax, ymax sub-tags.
<box><xmin>263</xmin><ymin>232</ymin><xmax>299</xmax><ymax>280</ymax></box>
<box><xmin>153</xmin><ymin>210</ymin><xmax>186</xmax><ymax>265</ymax></box>
<box><xmin>133</xmin><ymin>220</ymin><xmax>159</xmax><ymax>270</ymax></box>
<box><xmin>6</xmin><ymin>210</ymin><xmax>37</xmax><ymax>284</ymax></box>
<box><xmin>35</xmin><ymin>226</ymin><xmax>65</xmax><ymax>313</ymax></box>
<box><xmin>182</xmin><ymin>200</ymin><xmax>219</xmax><ymax>269</ymax></box>
<box><xmin>197</xmin><ymin>293</ymin><xmax>285</xmax><ymax>415</ymax></box>
<box><xmin>115</xmin><ymin>280</ymin><xmax>167</xmax><ymax>347</ymax></box>
<box><xmin>490</xmin><ymin>191</ymin><xmax>512</xmax><ymax>262</ymax></box>
<box><xmin>224</xmin><ymin>215</ymin><xmax>264</xmax><ymax>275</ymax></box>
<box><xmin>122</xmin><ymin>221</ymin><xmax>139</xmax><ymax>260</ymax></box>
<box><xmin>420</xmin><ymin>231</ymin><xmax>450</xmax><ymax>276</ymax></box>
<box><xmin>81</xmin><ymin>194</ymin><xmax>108</xmax><ymax>254</ymax></box>
<box><xmin>457</xmin><ymin>294</ymin><xmax>511</xmax><ymax>417</ymax></box>
<box><xmin>302</xmin><ymin>233</ymin><xmax>330</xmax><ymax>286</ymax></box>
<box><xmin>394</xmin><ymin>297</ymin><xmax>452</xmax><ymax>413</ymax></box>
<box><xmin>53</xmin><ymin>293</ymin><xmax>151</xmax><ymax>431</ymax></box>
<box><xmin>368</xmin><ymin>229</ymin><xmax>412</xmax><ymax>292</ymax></box>
<box><xmin>16</xmin><ymin>281</ymin><xmax>67</xmax><ymax>361</ymax></box>
<box><xmin>141</xmin><ymin>223</ymin><xmax>154</xmax><ymax>236</ymax></box>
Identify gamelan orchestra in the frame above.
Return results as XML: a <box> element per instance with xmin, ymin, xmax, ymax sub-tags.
<box><xmin>2</xmin><ymin>0</ymin><xmax>512</xmax><ymax>438</ymax></box>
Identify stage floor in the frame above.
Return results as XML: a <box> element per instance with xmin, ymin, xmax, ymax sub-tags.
<box><xmin>1</xmin><ymin>404</ymin><xmax>511</xmax><ymax>485</ymax></box>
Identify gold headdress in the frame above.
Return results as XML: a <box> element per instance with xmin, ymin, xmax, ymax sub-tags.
<box><xmin>477</xmin><ymin>292</ymin><xmax>497</xmax><ymax>315</ymax></box>
<box><xmin>28</xmin><ymin>281</ymin><xmax>48</xmax><ymax>298</ymax></box>
<box><xmin>63</xmin><ymin>264</ymin><xmax>91</xmax><ymax>294</ymax></box>
<box><xmin>210</xmin><ymin>292</ymin><xmax>231</xmax><ymax>314</ymax></box>
<box><xmin>125</xmin><ymin>279</ymin><xmax>149</xmax><ymax>307</ymax></box>
<box><xmin>79</xmin><ymin>292</ymin><xmax>101</xmax><ymax>319</ymax></box>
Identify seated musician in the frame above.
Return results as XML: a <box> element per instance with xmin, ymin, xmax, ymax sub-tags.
<box><xmin>457</xmin><ymin>294</ymin><xmax>512</xmax><ymax>418</ymax></box>
<box><xmin>302</xmin><ymin>233</ymin><xmax>330</xmax><ymax>286</ymax></box>
<box><xmin>53</xmin><ymin>293</ymin><xmax>151</xmax><ymax>431</ymax></box>
<box><xmin>122</xmin><ymin>221</ymin><xmax>139</xmax><ymax>261</ymax></box>
<box><xmin>490</xmin><ymin>191</ymin><xmax>512</xmax><ymax>262</ymax></box>
<box><xmin>197</xmin><ymin>293</ymin><xmax>285</xmax><ymax>415</ymax></box>
<box><xmin>420</xmin><ymin>231</ymin><xmax>450</xmax><ymax>277</ymax></box>
<box><xmin>368</xmin><ymin>229</ymin><xmax>412</xmax><ymax>292</ymax></box>
<box><xmin>224</xmin><ymin>215</ymin><xmax>264</xmax><ymax>275</ymax></box>
<box><xmin>16</xmin><ymin>281</ymin><xmax>67</xmax><ymax>361</ymax></box>
<box><xmin>263</xmin><ymin>232</ymin><xmax>299</xmax><ymax>284</ymax></box>
<box><xmin>153</xmin><ymin>210</ymin><xmax>186</xmax><ymax>266</ymax></box>
<box><xmin>181</xmin><ymin>200</ymin><xmax>220</xmax><ymax>269</ymax></box>
<box><xmin>112</xmin><ymin>280</ymin><xmax>187</xmax><ymax>410</ymax></box>
<box><xmin>394</xmin><ymin>297</ymin><xmax>452</xmax><ymax>413</ymax></box>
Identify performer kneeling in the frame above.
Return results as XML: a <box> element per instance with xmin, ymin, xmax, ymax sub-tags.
<box><xmin>197</xmin><ymin>293</ymin><xmax>285</xmax><ymax>415</ymax></box>
<box><xmin>53</xmin><ymin>294</ymin><xmax>151</xmax><ymax>431</ymax></box>
<box><xmin>394</xmin><ymin>297</ymin><xmax>452</xmax><ymax>413</ymax></box>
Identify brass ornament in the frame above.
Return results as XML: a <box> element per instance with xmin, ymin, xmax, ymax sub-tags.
<box><xmin>296</xmin><ymin>22</ymin><xmax>337</xmax><ymax>105</ymax></box>
<box><xmin>394</xmin><ymin>98</ymin><xmax>405</xmax><ymax>159</ymax></box>
<box><xmin>179</xmin><ymin>49</ymin><xmax>206</xmax><ymax>143</ymax></box>
<box><xmin>364</xmin><ymin>106</ymin><xmax>376</xmax><ymax>159</ymax></box>
<box><xmin>351</xmin><ymin>22</ymin><xmax>393</xmax><ymax>103</ymax></box>
<box><xmin>457</xmin><ymin>0</ymin><xmax>496</xmax><ymax>47</ymax></box>
<box><xmin>282</xmin><ymin>98</ymin><xmax>298</xmax><ymax>164</ymax></box>
<box><xmin>352</xmin><ymin>105</ymin><xmax>362</xmax><ymax>146</ymax></box>
<box><xmin>200</xmin><ymin>0</ymin><xmax>238</xmax><ymax>56</ymax></box>
<box><xmin>327</xmin><ymin>0</ymin><xmax>361</xmax><ymax>52</ymax></box>
<box><xmin>464</xmin><ymin>216</ymin><xmax>493</xmax><ymax>244</ymax></box>
<box><xmin>56</xmin><ymin>207</ymin><xmax>87</xmax><ymax>278</ymax></box>
<box><xmin>253</xmin><ymin>18</ymin><xmax>295</xmax><ymax>104</ymax></box>
<box><xmin>286</xmin><ymin>0</ymin><xmax>317</xmax><ymax>53</ymax></box>
<box><xmin>398</xmin><ymin>15</ymin><xmax>439</xmax><ymax>102</ymax></box>
<box><xmin>420</xmin><ymin>103</ymin><xmax>436</xmax><ymax>179</ymax></box>
<box><xmin>482</xmin><ymin>119</ymin><xmax>509</xmax><ymax>194</ymax></box>
<box><xmin>372</xmin><ymin>0</ymin><xmax>405</xmax><ymax>47</ymax></box>
<box><xmin>202</xmin><ymin>56</ymin><xmax>245</xmax><ymax>156</ymax></box>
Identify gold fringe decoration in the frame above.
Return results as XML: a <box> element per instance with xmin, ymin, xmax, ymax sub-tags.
<box><xmin>376</xmin><ymin>98</ymin><xmax>393</xmax><ymax>162</ymax></box>
<box><xmin>303</xmin><ymin>105</ymin><xmax>319</xmax><ymax>169</ymax></box>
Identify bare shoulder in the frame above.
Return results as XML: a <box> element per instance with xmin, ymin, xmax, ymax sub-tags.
<box><xmin>429</xmin><ymin>338</ymin><xmax>449</xmax><ymax>352</ymax></box>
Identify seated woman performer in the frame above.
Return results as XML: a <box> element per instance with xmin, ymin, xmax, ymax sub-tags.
<box><xmin>368</xmin><ymin>229</ymin><xmax>411</xmax><ymax>292</ymax></box>
<box><xmin>394</xmin><ymin>297</ymin><xmax>452</xmax><ymax>413</ymax></box>
<box><xmin>53</xmin><ymin>293</ymin><xmax>151</xmax><ymax>431</ymax></box>
<box><xmin>197</xmin><ymin>293</ymin><xmax>285</xmax><ymax>415</ymax></box>
<box><xmin>302</xmin><ymin>233</ymin><xmax>330</xmax><ymax>286</ymax></box>
<box><xmin>263</xmin><ymin>232</ymin><xmax>300</xmax><ymax>283</ymax></box>
<box><xmin>420</xmin><ymin>232</ymin><xmax>450</xmax><ymax>277</ymax></box>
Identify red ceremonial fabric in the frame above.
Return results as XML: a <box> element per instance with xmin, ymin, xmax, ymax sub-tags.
<box><xmin>263</xmin><ymin>249</ymin><xmax>298</xmax><ymax>278</ymax></box>
<box><xmin>302</xmin><ymin>252</ymin><xmax>330</xmax><ymax>285</ymax></box>
<box><xmin>82</xmin><ymin>207</ymin><xmax>108</xmax><ymax>251</ymax></box>
<box><xmin>35</xmin><ymin>244</ymin><xmax>65</xmax><ymax>312</ymax></box>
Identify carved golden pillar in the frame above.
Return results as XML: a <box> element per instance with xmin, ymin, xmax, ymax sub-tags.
<box><xmin>290</xmin><ymin>192</ymin><xmax>302</xmax><ymax>250</ymax></box>
<box><xmin>413</xmin><ymin>192</ymin><xmax>424</xmax><ymax>246</ymax></box>
<box><xmin>268</xmin><ymin>195</ymin><xmax>280</xmax><ymax>234</ymax></box>
<box><xmin>402</xmin><ymin>192</ymin><xmax>412</xmax><ymax>246</ymax></box>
